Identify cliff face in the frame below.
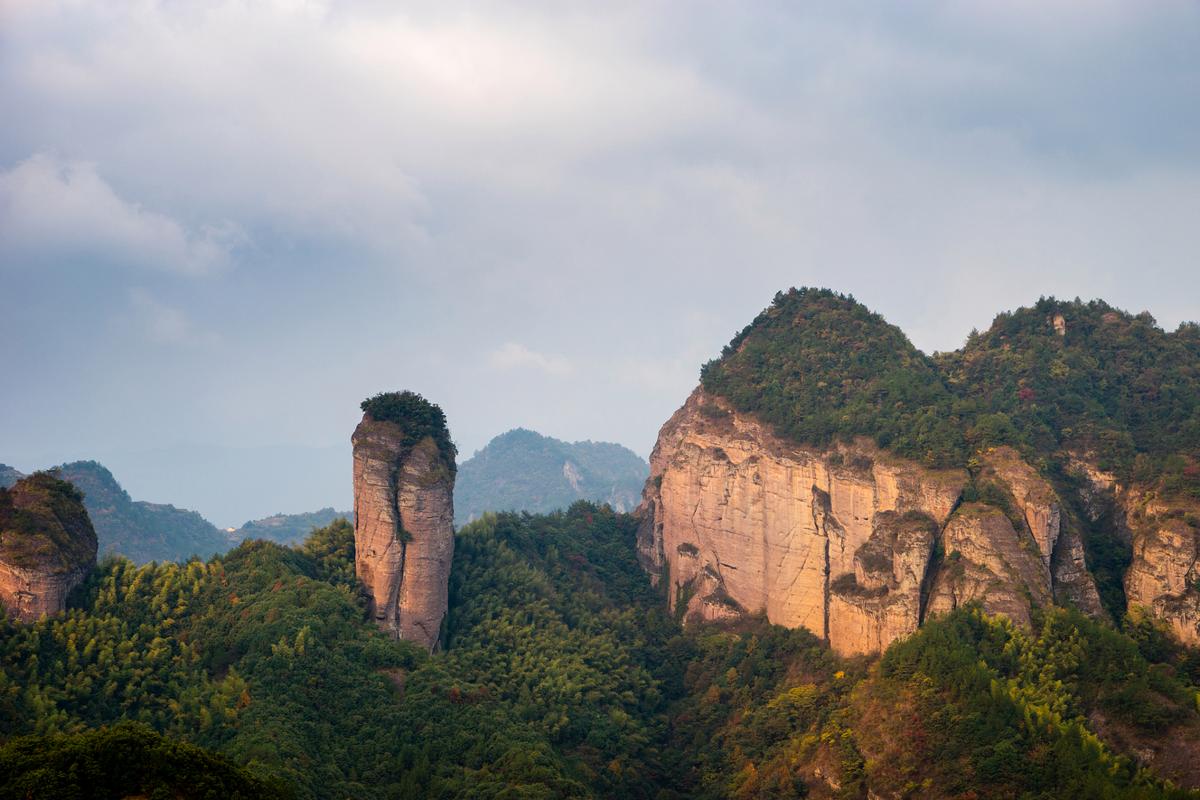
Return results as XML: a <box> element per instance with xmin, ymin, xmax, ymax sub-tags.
<box><xmin>639</xmin><ymin>390</ymin><xmax>1106</xmax><ymax>655</ymax></box>
<box><xmin>352</xmin><ymin>408</ymin><xmax>455</xmax><ymax>651</ymax></box>
<box><xmin>638</xmin><ymin>388</ymin><xmax>966</xmax><ymax>656</ymax></box>
<box><xmin>1070</xmin><ymin>459</ymin><xmax>1200</xmax><ymax>645</ymax></box>
<box><xmin>0</xmin><ymin>473</ymin><xmax>98</xmax><ymax>622</ymax></box>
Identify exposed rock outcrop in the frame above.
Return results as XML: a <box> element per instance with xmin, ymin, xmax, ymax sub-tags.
<box><xmin>638</xmin><ymin>391</ymin><xmax>1110</xmax><ymax>655</ymax></box>
<box><xmin>981</xmin><ymin>447</ymin><xmax>1103</xmax><ymax>616</ymax></box>
<box><xmin>926</xmin><ymin>504</ymin><xmax>1051</xmax><ymax>628</ymax></box>
<box><xmin>0</xmin><ymin>472</ymin><xmax>97</xmax><ymax>622</ymax></box>
<box><xmin>1070</xmin><ymin>457</ymin><xmax>1200</xmax><ymax>645</ymax></box>
<box><xmin>638</xmin><ymin>387</ymin><xmax>967</xmax><ymax>656</ymax></box>
<box><xmin>352</xmin><ymin>392</ymin><xmax>456</xmax><ymax>651</ymax></box>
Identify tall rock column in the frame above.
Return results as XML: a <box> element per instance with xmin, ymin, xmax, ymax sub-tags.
<box><xmin>352</xmin><ymin>391</ymin><xmax>456</xmax><ymax>651</ymax></box>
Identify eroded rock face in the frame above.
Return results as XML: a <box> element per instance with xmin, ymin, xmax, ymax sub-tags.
<box><xmin>926</xmin><ymin>504</ymin><xmax>1051</xmax><ymax>628</ymax></box>
<box><xmin>1126</xmin><ymin>517</ymin><xmax>1200</xmax><ymax>643</ymax></box>
<box><xmin>353</xmin><ymin>416</ymin><xmax>455</xmax><ymax>651</ymax></box>
<box><xmin>1070</xmin><ymin>457</ymin><xmax>1200</xmax><ymax>645</ymax></box>
<box><xmin>0</xmin><ymin>473</ymin><xmax>97</xmax><ymax>623</ymax></box>
<box><xmin>639</xmin><ymin>390</ymin><xmax>1111</xmax><ymax>654</ymax></box>
<box><xmin>638</xmin><ymin>387</ymin><xmax>967</xmax><ymax>656</ymax></box>
<box><xmin>828</xmin><ymin>511</ymin><xmax>939</xmax><ymax>656</ymax></box>
<box><xmin>982</xmin><ymin>448</ymin><xmax>1103</xmax><ymax>616</ymax></box>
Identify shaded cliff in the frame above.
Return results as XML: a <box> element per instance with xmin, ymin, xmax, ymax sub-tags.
<box><xmin>0</xmin><ymin>472</ymin><xmax>97</xmax><ymax>622</ymax></box>
<box><xmin>640</xmin><ymin>288</ymin><xmax>1199</xmax><ymax>653</ymax></box>
<box><xmin>353</xmin><ymin>391</ymin><xmax>456</xmax><ymax>651</ymax></box>
<box><xmin>454</xmin><ymin>428</ymin><xmax>647</xmax><ymax>526</ymax></box>
<box><xmin>55</xmin><ymin>461</ymin><xmax>231</xmax><ymax>564</ymax></box>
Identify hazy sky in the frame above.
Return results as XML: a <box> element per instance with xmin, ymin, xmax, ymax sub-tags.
<box><xmin>2</xmin><ymin>1</ymin><xmax>1199</xmax><ymax>525</ymax></box>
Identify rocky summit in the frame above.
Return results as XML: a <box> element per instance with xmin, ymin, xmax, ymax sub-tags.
<box><xmin>639</xmin><ymin>288</ymin><xmax>1200</xmax><ymax>655</ymax></box>
<box><xmin>352</xmin><ymin>391</ymin><xmax>456</xmax><ymax>651</ymax></box>
<box><xmin>0</xmin><ymin>472</ymin><xmax>97</xmax><ymax>622</ymax></box>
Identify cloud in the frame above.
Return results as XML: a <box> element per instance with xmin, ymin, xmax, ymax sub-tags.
<box><xmin>0</xmin><ymin>154</ymin><xmax>236</xmax><ymax>274</ymax></box>
<box><xmin>129</xmin><ymin>288</ymin><xmax>220</xmax><ymax>347</ymax></box>
<box><xmin>487</xmin><ymin>342</ymin><xmax>573</xmax><ymax>377</ymax></box>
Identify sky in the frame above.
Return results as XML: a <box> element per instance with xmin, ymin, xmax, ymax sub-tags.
<box><xmin>2</xmin><ymin>1</ymin><xmax>1199</xmax><ymax>526</ymax></box>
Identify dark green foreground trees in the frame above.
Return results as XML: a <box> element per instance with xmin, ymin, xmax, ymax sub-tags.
<box><xmin>3</xmin><ymin>506</ymin><xmax>1200</xmax><ymax>798</ymax></box>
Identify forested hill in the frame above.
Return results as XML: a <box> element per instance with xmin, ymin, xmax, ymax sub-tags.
<box><xmin>4</xmin><ymin>505</ymin><xmax>1200</xmax><ymax>798</ymax></box>
<box><xmin>454</xmin><ymin>428</ymin><xmax>648</xmax><ymax>525</ymax></box>
<box><xmin>55</xmin><ymin>461</ymin><xmax>232</xmax><ymax>564</ymax></box>
<box><xmin>231</xmin><ymin>507</ymin><xmax>352</xmax><ymax>547</ymax></box>
<box><xmin>701</xmin><ymin>288</ymin><xmax>1200</xmax><ymax>497</ymax></box>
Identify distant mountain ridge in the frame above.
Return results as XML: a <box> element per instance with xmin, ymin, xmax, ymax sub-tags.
<box><xmin>453</xmin><ymin>429</ymin><xmax>648</xmax><ymax>526</ymax></box>
<box><xmin>4</xmin><ymin>460</ymin><xmax>350</xmax><ymax>563</ymax></box>
<box><xmin>232</xmin><ymin>507</ymin><xmax>352</xmax><ymax>546</ymax></box>
<box><xmin>0</xmin><ymin>465</ymin><xmax>23</xmax><ymax>490</ymax></box>
<box><xmin>54</xmin><ymin>461</ymin><xmax>231</xmax><ymax>564</ymax></box>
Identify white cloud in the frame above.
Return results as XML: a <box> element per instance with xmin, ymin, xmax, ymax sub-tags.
<box><xmin>0</xmin><ymin>154</ymin><xmax>236</xmax><ymax>275</ymax></box>
<box><xmin>487</xmin><ymin>342</ymin><xmax>573</xmax><ymax>377</ymax></box>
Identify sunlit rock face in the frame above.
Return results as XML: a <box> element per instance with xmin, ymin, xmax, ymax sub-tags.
<box><xmin>352</xmin><ymin>414</ymin><xmax>455</xmax><ymax>652</ymax></box>
<box><xmin>0</xmin><ymin>473</ymin><xmax>97</xmax><ymax>623</ymax></box>
<box><xmin>637</xmin><ymin>387</ymin><xmax>966</xmax><ymax>656</ymax></box>
<box><xmin>637</xmin><ymin>389</ymin><xmax>1112</xmax><ymax>655</ymax></box>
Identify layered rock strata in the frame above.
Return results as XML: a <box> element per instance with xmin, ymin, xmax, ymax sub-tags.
<box><xmin>638</xmin><ymin>389</ymin><xmax>1108</xmax><ymax>655</ymax></box>
<box><xmin>0</xmin><ymin>473</ymin><xmax>97</xmax><ymax>622</ymax></box>
<box><xmin>353</xmin><ymin>414</ymin><xmax>455</xmax><ymax>651</ymax></box>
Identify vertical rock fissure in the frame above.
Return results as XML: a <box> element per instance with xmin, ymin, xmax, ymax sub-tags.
<box><xmin>813</xmin><ymin>486</ymin><xmax>831</xmax><ymax>643</ymax></box>
<box><xmin>389</xmin><ymin>458</ymin><xmax>406</xmax><ymax>635</ymax></box>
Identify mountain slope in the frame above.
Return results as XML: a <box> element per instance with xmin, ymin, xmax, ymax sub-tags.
<box><xmin>454</xmin><ymin>428</ymin><xmax>648</xmax><ymax>526</ymax></box>
<box><xmin>3</xmin><ymin>509</ymin><xmax>1197</xmax><ymax>798</ymax></box>
<box><xmin>54</xmin><ymin>461</ymin><xmax>231</xmax><ymax>564</ymax></box>
<box><xmin>232</xmin><ymin>507</ymin><xmax>352</xmax><ymax>546</ymax></box>
<box><xmin>0</xmin><ymin>465</ymin><xmax>23</xmax><ymax>490</ymax></box>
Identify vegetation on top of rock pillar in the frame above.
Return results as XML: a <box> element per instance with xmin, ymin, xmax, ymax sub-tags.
<box><xmin>360</xmin><ymin>390</ymin><xmax>457</xmax><ymax>473</ymax></box>
<box><xmin>0</xmin><ymin>472</ymin><xmax>97</xmax><ymax>572</ymax></box>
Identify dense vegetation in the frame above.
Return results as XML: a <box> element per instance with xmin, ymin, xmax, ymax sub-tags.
<box><xmin>55</xmin><ymin>460</ymin><xmax>232</xmax><ymax>564</ymax></box>
<box><xmin>700</xmin><ymin>288</ymin><xmax>966</xmax><ymax>467</ymax></box>
<box><xmin>0</xmin><ymin>722</ymin><xmax>287</xmax><ymax>800</ymax></box>
<box><xmin>942</xmin><ymin>297</ymin><xmax>1200</xmax><ymax>496</ymax></box>
<box><xmin>0</xmin><ymin>472</ymin><xmax>95</xmax><ymax>571</ymax></box>
<box><xmin>701</xmin><ymin>289</ymin><xmax>1200</xmax><ymax>498</ymax></box>
<box><xmin>5</xmin><ymin>506</ymin><xmax>1199</xmax><ymax>798</ymax></box>
<box><xmin>454</xmin><ymin>428</ymin><xmax>648</xmax><ymax>526</ymax></box>
<box><xmin>361</xmin><ymin>391</ymin><xmax>458</xmax><ymax>470</ymax></box>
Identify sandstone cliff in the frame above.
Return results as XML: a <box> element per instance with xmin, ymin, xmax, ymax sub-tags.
<box><xmin>0</xmin><ymin>472</ymin><xmax>97</xmax><ymax>622</ymax></box>
<box><xmin>638</xmin><ymin>389</ymin><xmax>1107</xmax><ymax>655</ymax></box>
<box><xmin>638</xmin><ymin>387</ymin><xmax>966</xmax><ymax>656</ymax></box>
<box><xmin>1071</xmin><ymin>458</ymin><xmax>1200</xmax><ymax>645</ymax></box>
<box><xmin>353</xmin><ymin>392</ymin><xmax>456</xmax><ymax>651</ymax></box>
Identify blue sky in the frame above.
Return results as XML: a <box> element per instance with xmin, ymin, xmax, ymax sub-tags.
<box><xmin>2</xmin><ymin>1</ymin><xmax>1198</xmax><ymax>525</ymax></box>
